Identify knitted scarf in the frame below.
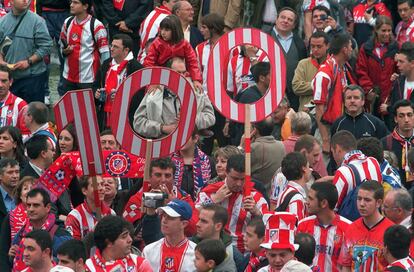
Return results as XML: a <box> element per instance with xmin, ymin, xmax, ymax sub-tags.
<box><xmin>342</xmin><ymin>150</ymin><xmax>367</xmax><ymax>166</ymax></box>
<box><xmin>90</xmin><ymin>248</ymin><xmax>140</xmax><ymax>271</ymax></box>
<box><xmin>172</xmin><ymin>146</ymin><xmax>211</xmax><ymax>196</ymax></box>
<box><xmin>245</xmin><ymin>249</ymin><xmax>267</xmax><ymax>272</ymax></box>
<box><xmin>9</xmin><ymin>203</ymin><xmax>27</xmax><ymax>241</ymax></box>
<box><xmin>13</xmin><ymin>213</ymin><xmax>56</xmax><ymax>272</ymax></box>
<box><xmin>391</xmin><ymin>128</ymin><xmax>414</xmax><ymax>181</ymax></box>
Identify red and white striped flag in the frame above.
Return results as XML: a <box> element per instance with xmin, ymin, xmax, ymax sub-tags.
<box><xmin>54</xmin><ymin>89</ymin><xmax>104</xmax><ymax>176</ymax></box>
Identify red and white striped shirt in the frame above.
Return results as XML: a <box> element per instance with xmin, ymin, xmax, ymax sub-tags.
<box><xmin>396</xmin><ymin>16</ymin><xmax>414</xmax><ymax>48</ymax></box>
<box><xmin>333</xmin><ymin>151</ymin><xmax>382</xmax><ymax>210</ymax></box>
<box><xmin>386</xmin><ymin>256</ymin><xmax>414</xmax><ymax>271</ymax></box>
<box><xmin>297</xmin><ymin>214</ymin><xmax>351</xmax><ymax>272</ymax></box>
<box><xmin>65</xmin><ymin>201</ymin><xmax>115</xmax><ymax>240</ymax></box>
<box><xmin>0</xmin><ymin>92</ymin><xmax>29</xmax><ymax>136</ymax></box>
<box><xmin>137</xmin><ymin>5</ymin><xmax>171</xmax><ymax>63</ymax></box>
<box><xmin>276</xmin><ymin>181</ymin><xmax>308</xmax><ymax>221</ymax></box>
<box><xmin>226</xmin><ymin>49</ymin><xmax>268</xmax><ymax>94</ymax></box>
<box><xmin>195</xmin><ymin>40</ymin><xmax>211</xmax><ymax>84</ymax></box>
<box><xmin>60</xmin><ymin>15</ymin><xmax>109</xmax><ymax>84</ymax></box>
<box><xmin>196</xmin><ymin>181</ymin><xmax>268</xmax><ymax>253</ymax></box>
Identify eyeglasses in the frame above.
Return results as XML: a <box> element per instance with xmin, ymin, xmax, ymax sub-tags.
<box><xmin>381</xmin><ymin>205</ymin><xmax>398</xmax><ymax>211</ymax></box>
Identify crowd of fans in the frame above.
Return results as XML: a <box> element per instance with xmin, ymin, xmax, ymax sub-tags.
<box><xmin>0</xmin><ymin>0</ymin><xmax>414</xmax><ymax>271</ymax></box>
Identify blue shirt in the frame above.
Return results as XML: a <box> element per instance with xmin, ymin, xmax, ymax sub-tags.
<box><xmin>0</xmin><ymin>185</ymin><xmax>15</xmax><ymax>212</ymax></box>
<box><xmin>272</xmin><ymin>28</ymin><xmax>293</xmax><ymax>53</ymax></box>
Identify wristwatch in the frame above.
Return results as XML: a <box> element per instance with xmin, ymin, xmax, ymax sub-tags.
<box><xmin>27</xmin><ymin>58</ymin><xmax>33</xmax><ymax>66</ymax></box>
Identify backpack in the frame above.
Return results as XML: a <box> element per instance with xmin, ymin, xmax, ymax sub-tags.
<box><xmin>276</xmin><ymin>191</ymin><xmax>299</xmax><ymax>212</ymax></box>
<box><xmin>338</xmin><ymin>163</ymin><xmax>363</xmax><ymax>221</ymax></box>
<box><xmin>65</xmin><ymin>16</ymin><xmax>97</xmax><ymax>46</ymax></box>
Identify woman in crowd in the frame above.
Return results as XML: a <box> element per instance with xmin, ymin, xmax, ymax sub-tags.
<box><xmin>0</xmin><ymin>126</ymin><xmax>27</xmax><ymax>169</ymax></box>
<box><xmin>9</xmin><ymin>176</ymin><xmax>36</xmax><ymax>240</ymax></box>
<box><xmin>208</xmin><ymin>145</ymin><xmax>242</xmax><ymax>184</ymax></box>
<box><xmin>56</xmin><ymin>123</ymin><xmax>78</xmax><ymax>158</ymax></box>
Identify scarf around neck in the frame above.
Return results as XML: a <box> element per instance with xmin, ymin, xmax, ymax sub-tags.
<box><xmin>91</xmin><ymin>248</ymin><xmax>138</xmax><ymax>271</ymax></box>
<box><xmin>392</xmin><ymin>128</ymin><xmax>414</xmax><ymax>180</ymax></box>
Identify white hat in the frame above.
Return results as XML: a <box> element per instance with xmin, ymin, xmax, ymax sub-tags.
<box><xmin>50</xmin><ymin>265</ymin><xmax>75</xmax><ymax>272</ymax></box>
<box><xmin>280</xmin><ymin>260</ymin><xmax>312</xmax><ymax>272</ymax></box>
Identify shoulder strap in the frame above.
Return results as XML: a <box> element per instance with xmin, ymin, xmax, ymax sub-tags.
<box><xmin>11</xmin><ymin>11</ymin><xmax>28</xmax><ymax>36</ymax></box>
<box><xmin>65</xmin><ymin>16</ymin><xmax>74</xmax><ymax>31</ymax></box>
<box><xmin>34</xmin><ymin>129</ymin><xmax>57</xmax><ymax>143</ymax></box>
<box><xmin>348</xmin><ymin>163</ymin><xmax>362</xmax><ymax>187</ymax></box>
<box><xmin>49</xmin><ymin>224</ymin><xmax>58</xmax><ymax>240</ymax></box>
<box><xmin>90</xmin><ymin>17</ymin><xmax>97</xmax><ymax>46</ymax></box>
<box><xmin>276</xmin><ymin>190</ymin><xmax>299</xmax><ymax>212</ymax></box>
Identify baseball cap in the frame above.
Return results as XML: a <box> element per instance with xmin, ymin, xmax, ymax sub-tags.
<box><xmin>50</xmin><ymin>265</ymin><xmax>75</xmax><ymax>272</ymax></box>
<box><xmin>157</xmin><ymin>199</ymin><xmax>192</xmax><ymax>220</ymax></box>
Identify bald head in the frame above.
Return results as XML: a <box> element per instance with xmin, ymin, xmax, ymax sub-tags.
<box><xmin>383</xmin><ymin>189</ymin><xmax>412</xmax><ymax>225</ymax></box>
<box><xmin>172</xmin><ymin>1</ymin><xmax>194</xmax><ymax>25</ymax></box>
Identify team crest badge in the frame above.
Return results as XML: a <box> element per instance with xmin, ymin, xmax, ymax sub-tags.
<box><xmin>270</xmin><ymin>229</ymin><xmax>279</xmax><ymax>242</ymax></box>
<box><xmin>6</xmin><ymin>110</ymin><xmax>12</xmax><ymax>118</ymax></box>
<box><xmin>71</xmin><ymin>33</ymin><xmax>79</xmax><ymax>41</ymax></box>
<box><xmin>105</xmin><ymin>151</ymin><xmax>131</xmax><ymax>177</ymax></box>
<box><xmin>165</xmin><ymin>257</ymin><xmax>174</xmax><ymax>269</ymax></box>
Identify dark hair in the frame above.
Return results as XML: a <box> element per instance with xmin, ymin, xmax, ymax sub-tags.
<box><xmin>331</xmin><ymin>130</ymin><xmax>357</xmax><ymax>152</ymax></box>
<box><xmin>252</xmin><ymin>119</ymin><xmax>274</xmax><ymax>136</ymax></box>
<box><xmin>94</xmin><ymin>215</ymin><xmax>133</xmax><ymax>252</ymax></box>
<box><xmin>79</xmin><ymin>0</ymin><xmax>92</xmax><ymax>13</ymax></box>
<box><xmin>384</xmin><ymin>225</ymin><xmax>411</xmax><ymax>259</ymax></box>
<box><xmin>294</xmin><ymin>233</ymin><xmax>316</xmax><ymax>266</ymax></box>
<box><xmin>310</xmin><ymin>31</ymin><xmax>329</xmax><ymax>45</ymax></box>
<box><xmin>343</xmin><ymin>84</ymin><xmax>365</xmax><ymax>101</ymax></box>
<box><xmin>359</xmin><ymin>180</ymin><xmax>384</xmax><ymax>200</ymax></box>
<box><xmin>14</xmin><ymin>176</ymin><xmax>36</xmax><ymax>204</ymax></box>
<box><xmin>399</xmin><ymin>42</ymin><xmax>414</xmax><ymax>62</ymax></box>
<box><xmin>0</xmin><ymin>126</ymin><xmax>26</xmax><ymax>165</ymax></box>
<box><xmin>357</xmin><ymin>137</ymin><xmax>384</xmax><ymax>163</ymax></box>
<box><xmin>294</xmin><ymin>135</ymin><xmax>318</xmax><ymax>153</ymax></box>
<box><xmin>57</xmin><ymin>239</ymin><xmax>87</xmax><ymax>262</ymax></box>
<box><xmin>312</xmin><ymin>5</ymin><xmax>330</xmax><ymax>17</ymax></box>
<box><xmin>159</xmin><ymin>15</ymin><xmax>184</xmax><ymax>44</ymax></box>
<box><xmin>100</xmin><ymin>129</ymin><xmax>114</xmax><ymax>137</ymax></box>
<box><xmin>226</xmin><ymin>154</ymin><xmax>245</xmax><ymax>173</ymax></box>
<box><xmin>195</xmin><ymin>239</ymin><xmax>226</xmax><ymax>267</ymax></box>
<box><xmin>78</xmin><ymin>175</ymin><xmax>92</xmax><ymax>190</ymax></box>
<box><xmin>251</xmin><ymin>62</ymin><xmax>270</xmax><ymax>83</ymax></box>
<box><xmin>25</xmin><ymin>229</ymin><xmax>52</xmax><ymax>254</ymax></box>
<box><xmin>150</xmin><ymin>157</ymin><xmax>176</xmax><ymax>175</ymax></box>
<box><xmin>393</xmin><ymin>99</ymin><xmax>414</xmax><ymax>115</ymax></box>
<box><xmin>201</xmin><ymin>13</ymin><xmax>225</xmax><ymax>36</ymax></box>
<box><xmin>27</xmin><ymin>102</ymin><xmax>48</xmax><ymax>124</ymax></box>
<box><xmin>398</xmin><ymin>0</ymin><xmax>413</xmax><ymax>7</ymax></box>
<box><xmin>310</xmin><ymin>182</ymin><xmax>338</xmax><ymax>210</ymax></box>
<box><xmin>201</xmin><ymin>204</ymin><xmax>228</xmax><ymax>228</ymax></box>
<box><xmin>56</xmin><ymin>123</ymin><xmax>79</xmax><ymax>157</ymax></box>
<box><xmin>25</xmin><ymin>135</ymin><xmax>49</xmax><ymax>160</ymax></box>
<box><xmin>112</xmin><ymin>33</ymin><xmax>134</xmax><ymax>52</ymax></box>
<box><xmin>281</xmin><ymin>152</ymin><xmax>307</xmax><ymax>181</ymax></box>
<box><xmin>0</xmin><ymin>157</ymin><xmax>18</xmax><ymax>175</ymax></box>
<box><xmin>329</xmin><ymin>33</ymin><xmax>351</xmax><ymax>55</ymax></box>
<box><xmin>27</xmin><ymin>187</ymin><xmax>51</xmax><ymax>206</ymax></box>
<box><xmin>0</xmin><ymin>65</ymin><xmax>12</xmax><ymax>79</ymax></box>
<box><xmin>247</xmin><ymin>217</ymin><xmax>265</xmax><ymax>238</ymax></box>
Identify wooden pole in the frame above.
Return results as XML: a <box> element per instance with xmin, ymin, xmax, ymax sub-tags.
<box><xmin>143</xmin><ymin>139</ymin><xmax>153</xmax><ymax>192</ymax></box>
<box><xmin>244</xmin><ymin>104</ymin><xmax>251</xmax><ymax>197</ymax></box>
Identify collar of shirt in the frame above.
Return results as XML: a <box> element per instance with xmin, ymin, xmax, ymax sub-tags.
<box><xmin>400</xmin><ymin>215</ymin><xmax>412</xmax><ymax>229</ymax></box>
<box><xmin>272</xmin><ymin>28</ymin><xmax>293</xmax><ymax>52</ymax></box>
<box><xmin>287</xmin><ymin>181</ymin><xmax>307</xmax><ymax>198</ymax></box>
<box><xmin>29</xmin><ymin>161</ymin><xmax>44</xmax><ymax>177</ymax></box>
<box><xmin>184</xmin><ymin>25</ymin><xmax>190</xmax><ymax>43</ymax></box>
<box><xmin>0</xmin><ymin>184</ymin><xmax>15</xmax><ymax>212</ymax></box>
<box><xmin>32</xmin><ymin>123</ymin><xmax>50</xmax><ymax>135</ymax></box>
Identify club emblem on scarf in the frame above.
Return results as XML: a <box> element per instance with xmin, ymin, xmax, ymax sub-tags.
<box><xmin>105</xmin><ymin>151</ymin><xmax>131</xmax><ymax>177</ymax></box>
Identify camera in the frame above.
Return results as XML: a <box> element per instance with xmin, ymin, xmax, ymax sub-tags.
<box><xmin>142</xmin><ymin>192</ymin><xmax>168</xmax><ymax>209</ymax></box>
<box><xmin>98</xmin><ymin>88</ymin><xmax>106</xmax><ymax>103</ymax></box>
<box><xmin>319</xmin><ymin>14</ymin><xmax>328</xmax><ymax>21</ymax></box>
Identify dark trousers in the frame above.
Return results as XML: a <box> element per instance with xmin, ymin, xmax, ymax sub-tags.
<box><xmin>61</xmin><ymin>78</ymin><xmax>95</xmax><ymax>96</ymax></box>
<box><xmin>201</xmin><ymin>109</ymin><xmax>229</xmax><ymax>156</ymax></box>
<box><xmin>11</xmin><ymin>72</ymin><xmax>48</xmax><ymax>103</ymax></box>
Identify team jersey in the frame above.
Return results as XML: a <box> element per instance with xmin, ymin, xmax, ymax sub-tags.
<box><xmin>386</xmin><ymin>257</ymin><xmax>414</xmax><ymax>271</ymax></box>
<box><xmin>302</xmin><ymin>0</ymin><xmax>329</xmax><ymax>12</ymax></box>
<box><xmin>338</xmin><ymin>217</ymin><xmax>394</xmax><ymax>271</ymax></box>
<box><xmin>312</xmin><ymin>56</ymin><xmax>355</xmax><ymax>124</ymax></box>
<box><xmin>196</xmin><ymin>181</ymin><xmax>268</xmax><ymax>252</ymax></box>
<box><xmin>276</xmin><ymin>181</ymin><xmax>308</xmax><ymax>221</ymax></box>
<box><xmin>137</xmin><ymin>5</ymin><xmax>171</xmax><ymax>63</ymax></box>
<box><xmin>297</xmin><ymin>214</ymin><xmax>352</xmax><ymax>272</ymax></box>
<box><xmin>0</xmin><ymin>92</ymin><xmax>29</xmax><ymax>136</ymax></box>
<box><xmin>396</xmin><ymin>15</ymin><xmax>414</xmax><ymax>48</ymax></box>
<box><xmin>65</xmin><ymin>201</ymin><xmax>115</xmax><ymax>240</ymax></box>
<box><xmin>226</xmin><ymin>49</ymin><xmax>268</xmax><ymax>94</ymax></box>
<box><xmin>60</xmin><ymin>15</ymin><xmax>109</xmax><ymax>84</ymax></box>
<box><xmin>24</xmin><ymin>123</ymin><xmax>57</xmax><ymax>149</ymax></box>
<box><xmin>142</xmin><ymin>238</ymin><xmax>196</xmax><ymax>272</ymax></box>
<box><xmin>333</xmin><ymin>151</ymin><xmax>382</xmax><ymax>210</ymax></box>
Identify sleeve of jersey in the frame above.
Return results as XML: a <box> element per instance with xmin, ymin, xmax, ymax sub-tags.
<box><xmin>337</xmin><ymin>231</ymin><xmax>353</xmax><ymax>267</ymax></box>
<box><xmin>137</xmin><ymin>258</ymin><xmax>154</xmax><ymax>272</ymax></box>
<box><xmin>376</xmin><ymin>3</ymin><xmax>392</xmax><ymax>18</ymax></box>
<box><xmin>253</xmin><ymin>192</ymin><xmax>269</xmax><ymax>214</ymax></box>
<box><xmin>94</xmin><ymin>21</ymin><xmax>109</xmax><ymax>54</ymax></box>
<box><xmin>287</xmin><ymin>198</ymin><xmax>306</xmax><ymax>221</ymax></box>
<box><xmin>312</xmin><ymin>70</ymin><xmax>331</xmax><ymax>104</ymax></box>
<box><xmin>195</xmin><ymin>190</ymin><xmax>213</xmax><ymax>209</ymax></box>
<box><xmin>64</xmin><ymin>213</ymin><xmax>81</xmax><ymax>240</ymax></box>
<box><xmin>333</xmin><ymin>168</ymin><xmax>351</xmax><ymax>210</ymax></box>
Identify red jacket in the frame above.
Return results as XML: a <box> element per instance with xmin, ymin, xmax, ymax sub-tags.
<box><xmin>356</xmin><ymin>39</ymin><xmax>398</xmax><ymax>105</ymax></box>
<box><xmin>144</xmin><ymin>37</ymin><xmax>203</xmax><ymax>82</ymax></box>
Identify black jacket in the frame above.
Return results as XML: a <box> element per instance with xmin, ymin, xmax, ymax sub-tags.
<box><xmin>388</xmin><ymin>75</ymin><xmax>414</xmax><ymax>114</ymax></box>
<box><xmin>331</xmin><ymin>112</ymin><xmax>389</xmax><ymax>140</ymax></box>
<box><xmin>189</xmin><ymin>26</ymin><xmax>204</xmax><ymax>49</ymax></box>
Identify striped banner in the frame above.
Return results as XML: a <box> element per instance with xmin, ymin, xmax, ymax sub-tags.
<box><xmin>207</xmin><ymin>28</ymin><xmax>286</xmax><ymax>123</ymax></box>
<box><xmin>54</xmin><ymin>89</ymin><xmax>104</xmax><ymax>176</ymax></box>
<box><xmin>110</xmin><ymin>67</ymin><xmax>197</xmax><ymax>158</ymax></box>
